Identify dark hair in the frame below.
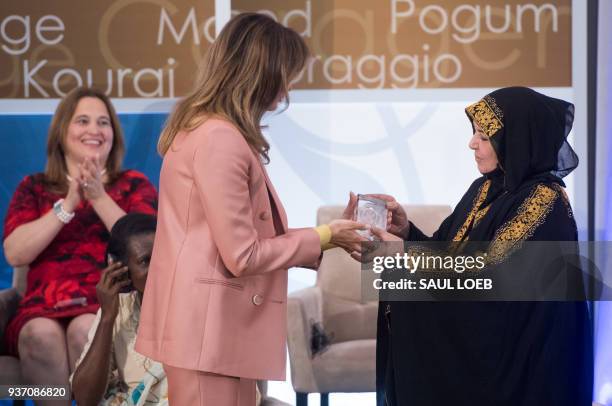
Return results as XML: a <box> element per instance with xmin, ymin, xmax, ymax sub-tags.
<box><xmin>105</xmin><ymin>213</ymin><xmax>157</xmax><ymax>265</ymax></box>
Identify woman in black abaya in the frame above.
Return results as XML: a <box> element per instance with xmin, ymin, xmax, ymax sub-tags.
<box><xmin>368</xmin><ymin>87</ymin><xmax>593</xmax><ymax>406</ymax></box>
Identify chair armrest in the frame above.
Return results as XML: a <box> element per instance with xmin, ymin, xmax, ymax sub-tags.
<box><xmin>287</xmin><ymin>286</ymin><xmax>323</xmax><ymax>393</ymax></box>
<box><xmin>13</xmin><ymin>266</ymin><xmax>29</xmax><ymax>297</ymax></box>
<box><xmin>0</xmin><ymin>288</ymin><xmax>20</xmax><ymax>340</ymax></box>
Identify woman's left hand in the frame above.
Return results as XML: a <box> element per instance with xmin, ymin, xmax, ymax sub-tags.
<box><xmin>80</xmin><ymin>155</ymin><xmax>106</xmax><ymax>201</ymax></box>
<box><xmin>78</xmin><ymin>155</ymin><xmax>126</xmax><ymax>231</ymax></box>
<box><xmin>341</xmin><ymin>192</ymin><xmax>358</xmax><ymax>220</ymax></box>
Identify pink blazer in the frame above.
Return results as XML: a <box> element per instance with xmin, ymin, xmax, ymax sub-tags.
<box><xmin>135</xmin><ymin>118</ymin><xmax>321</xmax><ymax>380</ymax></box>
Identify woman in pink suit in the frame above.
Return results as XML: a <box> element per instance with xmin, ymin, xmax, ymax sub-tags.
<box><xmin>135</xmin><ymin>13</ymin><xmax>364</xmax><ymax>405</ymax></box>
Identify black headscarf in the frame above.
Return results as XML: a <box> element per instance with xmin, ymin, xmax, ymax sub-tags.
<box><xmin>465</xmin><ymin>87</ymin><xmax>578</xmax><ymax>193</ymax></box>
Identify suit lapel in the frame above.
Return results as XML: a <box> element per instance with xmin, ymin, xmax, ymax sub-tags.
<box><xmin>254</xmin><ymin>156</ymin><xmax>288</xmax><ymax>233</ymax></box>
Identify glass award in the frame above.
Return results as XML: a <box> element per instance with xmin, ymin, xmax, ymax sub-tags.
<box><xmin>355</xmin><ymin>195</ymin><xmax>388</xmax><ymax>240</ymax></box>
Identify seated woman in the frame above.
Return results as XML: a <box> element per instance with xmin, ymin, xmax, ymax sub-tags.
<box><xmin>354</xmin><ymin>87</ymin><xmax>593</xmax><ymax>405</ymax></box>
<box><xmin>71</xmin><ymin>213</ymin><xmax>167</xmax><ymax>405</ymax></box>
<box><xmin>2</xmin><ymin>87</ymin><xmax>157</xmax><ymax>405</ymax></box>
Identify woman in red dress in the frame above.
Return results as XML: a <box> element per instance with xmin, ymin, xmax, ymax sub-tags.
<box><xmin>2</xmin><ymin>87</ymin><xmax>157</xmax><ymax>404</ymax></box>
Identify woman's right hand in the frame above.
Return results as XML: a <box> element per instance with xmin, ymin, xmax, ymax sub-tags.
<box><xmin>96</xmin><ymin>260</ymin><xmax>130</xmax><ymax>321</ymax></box>
<box><xmin>63</xmin><ymin>170</ymin><xmax>82</xmax><ymax>213</ymax></box>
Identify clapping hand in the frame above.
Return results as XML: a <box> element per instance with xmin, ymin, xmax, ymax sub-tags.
<box><xmin>63</xmin><ymin>172</ymin><xmax>82</xmax><ymax>213</ymax></box>
<box><xmin>79</xmin><ymin>155</ymin><xmax>106</xmax><ymax>201</ymax></box>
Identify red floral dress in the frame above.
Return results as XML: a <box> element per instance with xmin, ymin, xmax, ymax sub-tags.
<box><xmin>3</xmin><ymin>170</ymin><xmax>157</xmax><ymax>356</ymax></box>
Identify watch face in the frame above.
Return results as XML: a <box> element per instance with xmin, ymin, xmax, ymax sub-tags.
<box><xmin>53</xmin><ymin>200</ymin><xmax>62</xmax><ymax>214</ymax></box>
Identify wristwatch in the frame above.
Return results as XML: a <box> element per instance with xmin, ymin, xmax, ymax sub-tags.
<box><xmin>53</xmin><ymin>199</ymin><xmax>75</xmax><ymax>224</ymax></box>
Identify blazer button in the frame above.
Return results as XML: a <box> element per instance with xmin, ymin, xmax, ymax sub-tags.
<box><xmin>252</xmin><ymin>294</ymin><xmax>264</xmax><ymax>306</ymax></box>
<box><xmin>259</xmin><ymin>211</ymin><xmax>270</xmax><ymax>221</ymax></box>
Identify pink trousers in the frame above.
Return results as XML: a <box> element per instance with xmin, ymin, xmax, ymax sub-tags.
<box><xmin>164</xmin><ymin>364</ymin><xmax>256</xmax><ymax>406</ymax></box>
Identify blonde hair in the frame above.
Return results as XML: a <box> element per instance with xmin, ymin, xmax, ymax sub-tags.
<box><xmin>157</xmin><ymin>13</ymin><xmax>309</xmax><ymax>161</ymax></box>
<box><xmin>45</xmin><ymin>87</ymin><xmax>124</xmax><ymax>193</ymax></box>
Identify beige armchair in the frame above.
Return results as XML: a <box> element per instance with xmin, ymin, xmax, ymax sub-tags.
<box><xmin>0</xmin><ymin>266</ymin><xmax>28</xmax><ymax>406</ymax></box>
<box><xmin>287</xmin><ymin>205</ymin><xmax>451</xmax><ymax>406</ymax></box>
